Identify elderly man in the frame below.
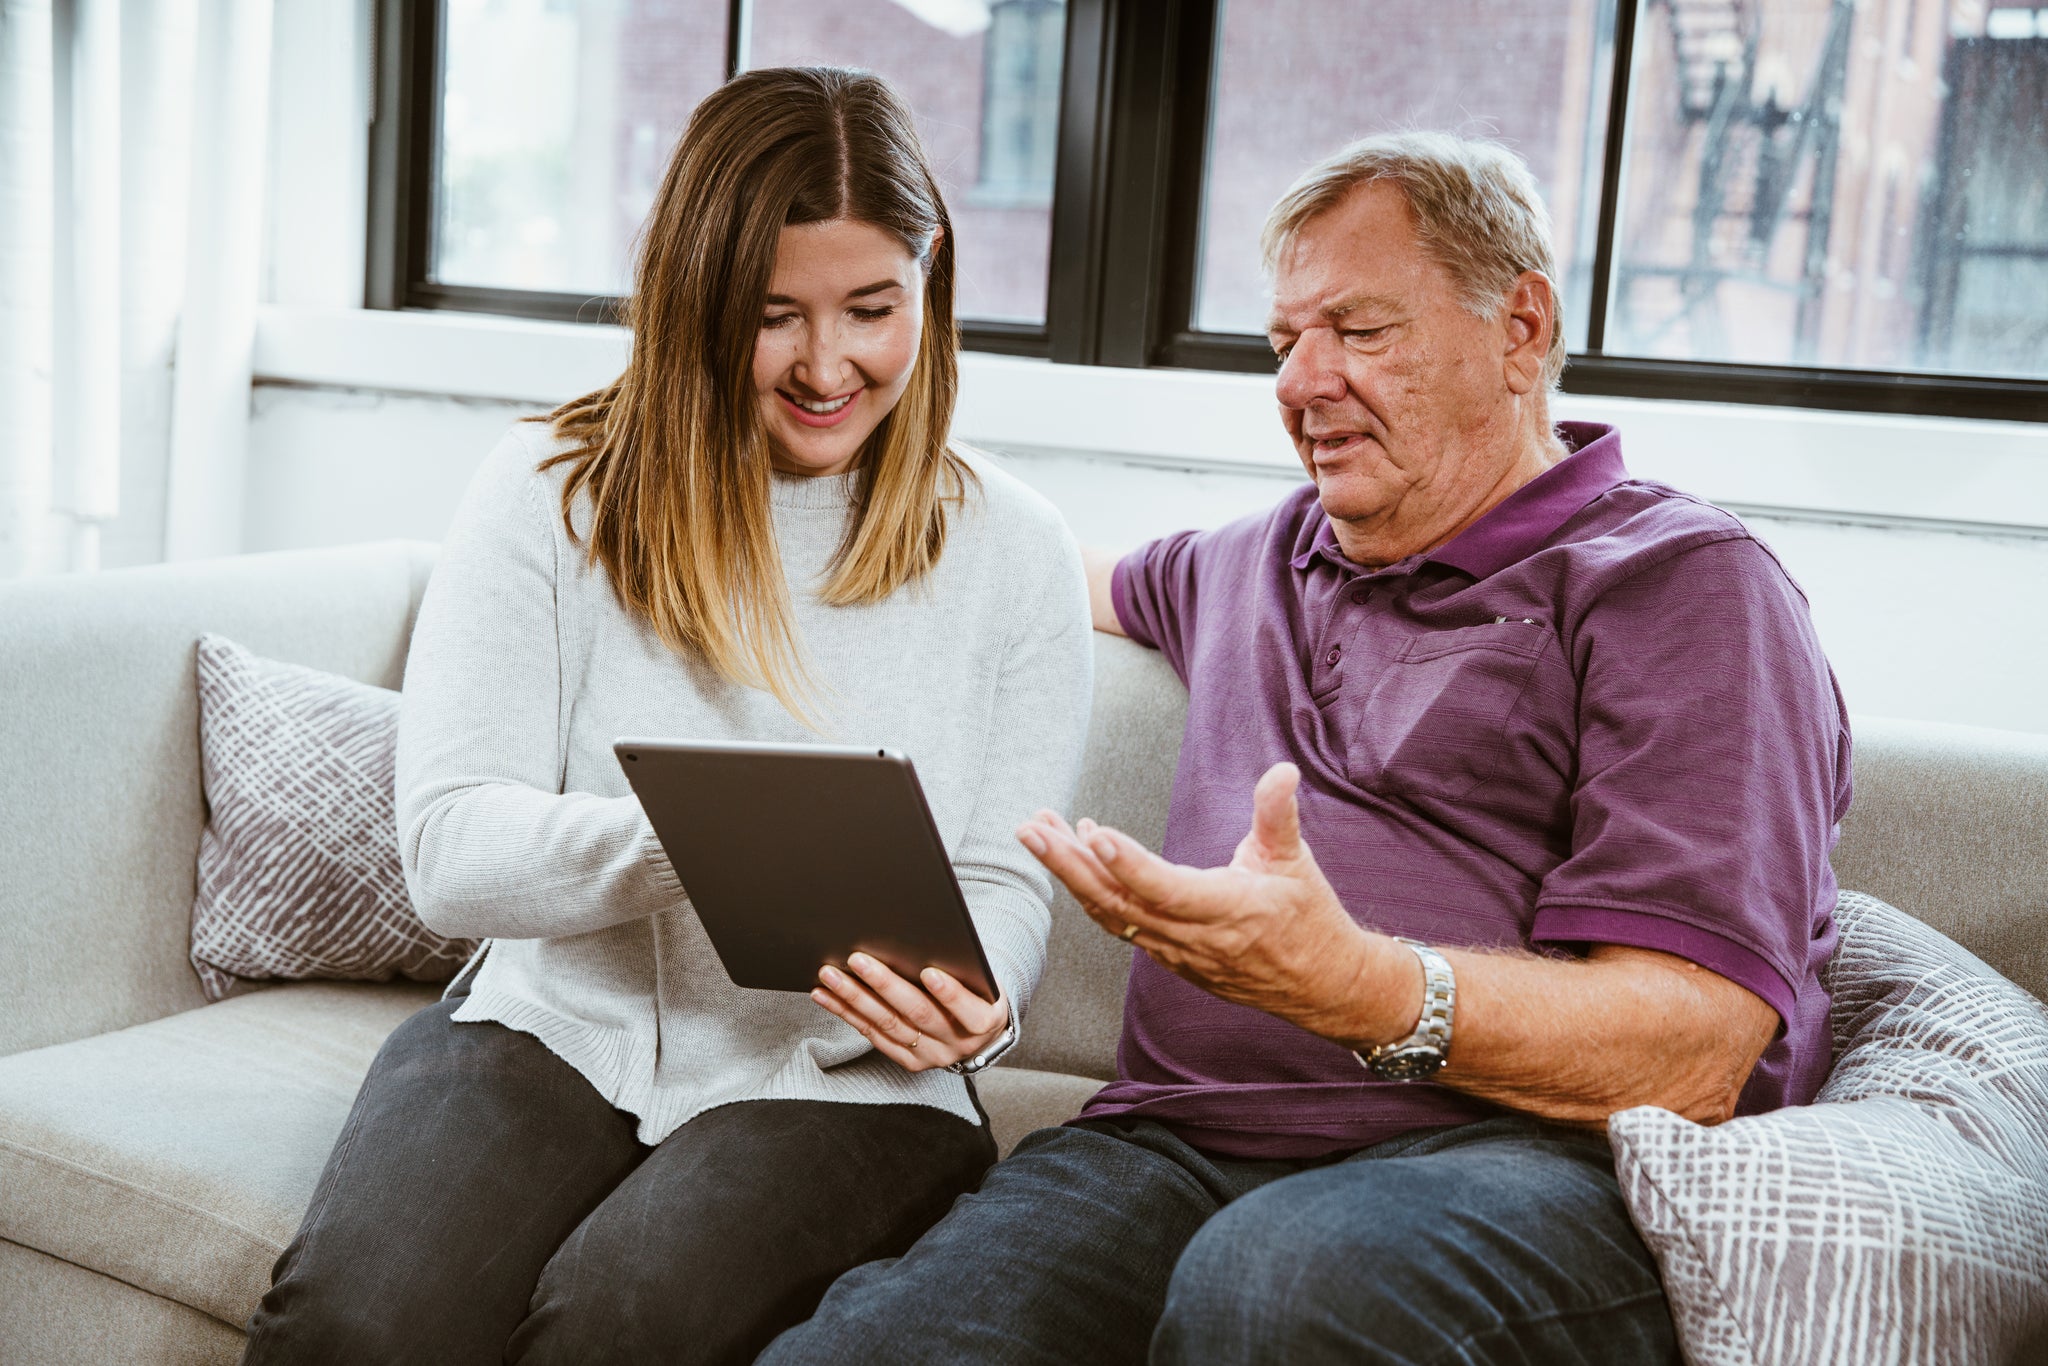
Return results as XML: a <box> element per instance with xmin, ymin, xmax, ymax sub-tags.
<box><xmin>761</xmin><ymin>132</ymin><xmax>1850</xmax><ymax>1365</ymax></box>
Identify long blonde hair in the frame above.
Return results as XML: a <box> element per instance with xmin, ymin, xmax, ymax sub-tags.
<box><xmin>537</xmin><ymin>67</ymin><xmax>971</xmax><ymax>719</ymax></box>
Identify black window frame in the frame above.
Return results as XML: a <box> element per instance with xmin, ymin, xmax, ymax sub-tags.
<box><xmin>368</xmin><ymin>0</ymin><xmax>2048</xmax><ymax>423</ymax></box>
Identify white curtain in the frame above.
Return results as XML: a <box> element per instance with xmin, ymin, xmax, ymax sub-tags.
<box><xmin>0</xmin><ymin>0</ymin><xmax>271</xmax><ymax>578</ymax></box>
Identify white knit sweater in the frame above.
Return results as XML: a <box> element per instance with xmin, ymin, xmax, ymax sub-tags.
<box><xmin>396</xmin><ymin>422</ymin><xmax>1092</xmax><ymax>1144</ymax></box>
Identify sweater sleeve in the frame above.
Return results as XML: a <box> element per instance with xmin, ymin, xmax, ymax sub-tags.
<box><xmin>948</xmin><ymin>514</ymin><xmax>1095</xmax><ymax>1029</ymax></box>
<box><xmin>396</xmin><ymin>427</ymin><xmax>685</xmax><ymax>939</ymax></box>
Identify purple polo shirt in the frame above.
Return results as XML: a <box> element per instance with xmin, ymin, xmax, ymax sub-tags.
<box><xmin>1083</xmin><ymin>423</ymin><xmax>1852</xmax><ymax>1159</ymax></box>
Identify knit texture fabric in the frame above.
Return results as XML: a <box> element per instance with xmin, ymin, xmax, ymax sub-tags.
<box><xmin>396</xmin><ymin>423</ymin><xmax>1092</xmax><ymax>1143</ymax></box>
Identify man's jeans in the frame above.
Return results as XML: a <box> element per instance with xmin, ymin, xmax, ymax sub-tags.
<box><xmin>761</xmin><ymin>1114</ymin><xmax>1679</xmax><ymax>1366</ymax></box>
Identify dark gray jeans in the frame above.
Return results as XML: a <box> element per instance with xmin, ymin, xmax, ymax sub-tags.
<box><xmin>240</xmin><ymin>990</ymin><xmax>994</xmax><ymax>1366</ymax></box>
<box><xmin>761</xmin><ymin>1114</ymin><xmax>1680</xmax><ymax>1366</ymax></box>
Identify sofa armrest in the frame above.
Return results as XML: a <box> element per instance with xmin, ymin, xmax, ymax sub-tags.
<box><xmin>0</xmin><ymin>542</ymin><xmax>437</xmax><ymax>1057</ymax></box>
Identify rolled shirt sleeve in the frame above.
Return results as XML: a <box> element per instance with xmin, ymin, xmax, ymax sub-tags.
<box><xmin>1530</xmin><ymin>536</ymin><xmax>1853</xmax><ymax>1032</ymax></box>
<box><xmin>1111</xmin><ymin>529</ymin><xmax>1207</xmax><ymax>679</ymax></box>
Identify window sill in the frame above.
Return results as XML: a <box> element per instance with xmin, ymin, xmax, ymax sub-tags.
<box><xmin>252</xmin><ymin>306</ymin><xmax>2048</xmax><ymax>535</ymax></box>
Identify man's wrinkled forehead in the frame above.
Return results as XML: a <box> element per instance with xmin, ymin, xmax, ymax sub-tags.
<box><xmin>1263</xmin><ymin>184</ymin><xmax>1428</xmax><ymax>330</ymax></box>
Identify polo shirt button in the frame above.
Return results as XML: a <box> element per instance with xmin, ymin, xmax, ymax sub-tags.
<box><xmin>1350</xmin><ymin>587</ymin><xmax>1370</xmax><ymax>605</ymax></box>
<box><xmin>1326</xmin><ymin>645</ymin><xmax>1342</xmax><ymax>665</ymax></box>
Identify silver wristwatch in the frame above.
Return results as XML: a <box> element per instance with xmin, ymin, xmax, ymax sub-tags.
<box><xmin>1356</xmin><ymin>938</ymin><xmax>1456</xmax><ymax>1081</ymax></box>
<box><xmin>946</xmin><ymin>1014</ymin><xmax>1018</xmax><ymax>1075</ymax></box>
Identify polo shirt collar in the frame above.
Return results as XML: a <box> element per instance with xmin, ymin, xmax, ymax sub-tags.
<box><xmin>1289</xmin><ymin>422</ymin><xmax>1627</xmax><ymax>579</ymax></box>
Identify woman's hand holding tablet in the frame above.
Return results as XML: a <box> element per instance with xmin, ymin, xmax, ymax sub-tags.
<box><xmin>617</xmin><ymin>737</ymin><xmax>1021</xmax><ymax>1075</ymax></box>
<box><xmin>810</xmin><ymin>955</ymin><xmax>1010</xmax><ymax>1074</ymax></box>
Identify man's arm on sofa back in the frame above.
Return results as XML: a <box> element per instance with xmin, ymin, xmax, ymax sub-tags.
<box><xmin>0</xmin><ymin>542</ymin><xmax>436</xmax><ymax>1057</ymax></box>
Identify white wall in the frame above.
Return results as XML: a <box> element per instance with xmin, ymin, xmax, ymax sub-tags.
<box><xmin>245</xmin><ymin>380</ymin><xmax>2048</xmax><ymax>736</ymax></box>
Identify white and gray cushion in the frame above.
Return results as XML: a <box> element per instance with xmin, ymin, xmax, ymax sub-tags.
<box><xmin>1610</xmin><ymin>891</ymin><xmax>2048</xmax><ymax>1365</ymax></box>
<box><xmin>190</xmin><ymin>634</ymin><xmax>475</xmax><ymax>999</ymax></box>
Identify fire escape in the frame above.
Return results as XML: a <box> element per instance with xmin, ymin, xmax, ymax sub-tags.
<box><xmin>1626</xmin><ymin>0</ymin><xmax>1856</xmax><ymax>362</ymax></box>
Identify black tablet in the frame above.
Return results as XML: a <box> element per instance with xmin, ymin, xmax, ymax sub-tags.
<box><xmin>614</xmin><ymin>738</ymin><xmax>999</xmax><ymax>1002</ymax></box>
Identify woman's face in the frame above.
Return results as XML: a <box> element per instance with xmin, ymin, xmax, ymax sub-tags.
<box><xmin>753</xmin><ymin>218</ymin><xmax>928</xmax><ymax>479</ymax></box>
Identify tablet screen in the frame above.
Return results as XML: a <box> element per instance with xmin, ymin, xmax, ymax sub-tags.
<box><xmin>616</xmin><ymin>739</ymin><xmax>998</xmax><ymax>1001</ymax></box>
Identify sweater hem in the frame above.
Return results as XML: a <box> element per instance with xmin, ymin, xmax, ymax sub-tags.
<box><xmin>450</xmin><ymin>987</ymin><xmax>980</xmax><ymax>1145</ymax></box>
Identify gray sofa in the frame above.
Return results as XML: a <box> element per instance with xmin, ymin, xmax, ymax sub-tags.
<box><xmin>1</xmin><ymin>541</ymin><xmax>2044</xmax><ymax>1364</ymax></box>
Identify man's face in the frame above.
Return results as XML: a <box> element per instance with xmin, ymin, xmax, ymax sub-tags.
<box><xmin>1267</xmin><ymin>182</ymin><xmax>1518</xmax><ymax>554</ymax></box>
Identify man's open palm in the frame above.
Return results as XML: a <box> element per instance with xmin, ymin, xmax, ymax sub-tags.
<box><xmin>1018</xmin><ymin>763</ymin><xmax>1397</xmax><ymax>1043</ymax></box>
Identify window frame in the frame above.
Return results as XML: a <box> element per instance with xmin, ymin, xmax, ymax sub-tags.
<box><xmin>367</xmin><ymin>0</ymin><xmax>2048</xmax><ymax>423</ymax></box>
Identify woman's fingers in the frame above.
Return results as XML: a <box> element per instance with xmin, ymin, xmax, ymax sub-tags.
<box><xmin>919</xmin><ymin>966</ymin><xmax>1005</xmax><ymax>1037</ymax></box>
<box><xmin>817</xmin><ymin>963</ymin><xmax>918</xmax><ymax>1045</ymax></box>
<box><xmin>810</xmin><ymin>958</ymin><xmax>1008</xmax><ymax>1071</ymax></box>
<box><xmin>843</xmin><ymin>953</ymin><xmax>951</xmax><ymax>1036</ymax></box>
<box><xmin>809</xmin><ymin>987</ymin><xmax>931</xmax><ymax>1072</ymax></box>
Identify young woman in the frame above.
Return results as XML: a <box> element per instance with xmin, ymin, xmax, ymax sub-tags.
<box><xmin>242</xmin><ymin>67</ymin><xmax>1091</xmax><ymax>1366</ymax></box>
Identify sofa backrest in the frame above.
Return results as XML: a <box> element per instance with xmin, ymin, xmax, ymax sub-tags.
<box><xmin>1831</xmin><ymin>716</ymin><xmax>2048</xmax><ymax>1004</ymax></box>
<box><xmin>0</xmin><ymin>542</ymin><xmax>436</xmax><ymax>1058</ymax></box>
<box><xmin>1004</xmin><ymin>638</ymin><xmax>1183</xmax><ymax>1078</ymax></box>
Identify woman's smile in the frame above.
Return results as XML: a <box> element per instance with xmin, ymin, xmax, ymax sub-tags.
<box><xmin>778</xmin><ymin>386</ymin><xmax>865</xmax><ymax>428</ymax></box>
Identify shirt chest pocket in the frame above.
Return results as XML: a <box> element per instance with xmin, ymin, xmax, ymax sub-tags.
<box><xmin>1349</xmin><ymin>622</ymin><xmax>1553</xmax><ymax>801</ymax></box>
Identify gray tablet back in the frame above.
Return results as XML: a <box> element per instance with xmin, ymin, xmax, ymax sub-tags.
<box><xmin>615</xmin><ymin>738</ymin><xmax>998</xmax><ymax>1001</ymax></box>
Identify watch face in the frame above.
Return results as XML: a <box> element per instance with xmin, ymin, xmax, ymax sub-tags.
<box><xmin>1370</xmin><ymin>1046</ymin><xmax>1447</xmax><ymax>1081</ymax></box>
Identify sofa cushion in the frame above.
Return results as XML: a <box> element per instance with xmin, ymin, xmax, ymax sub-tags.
<box><xmin>0</xmin><ymin>981</ymin><xmax>439</xmax><ymax>1328</ymax></box>
<box><xmin>1609</xmin><ymin>892</ymin><xmax>2048</xmax><ymax>1365</ymax></box>
<box><xmin>0</xmin><ymin>976</ymin><xmax>1108</xmax><ymax>1333</ymax></box>
<box><xmin>189</xmin><ymin>634</ymin><xmax>476</xmax><ymax>1000</ymax></box>
<box><xmin>0</xmin><ymin>1238</ymin><xmax>244</xmax><ymax>1366</ymax></box>
<box><xmin>974</xmin><ymin>1065</ymin><xmax>1105</xmax><ymax>1158</ymax></box>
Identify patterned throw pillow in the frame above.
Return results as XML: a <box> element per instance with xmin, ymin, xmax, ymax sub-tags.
<box><xmin>1609</xmin><ymin>891</ymin><xmax>2048</xmax><ymax>1365</ymax></box>
<box><xmin>189</xmin><ymin>634</ymin><xmax>477</xmax><ymax>1000</ymax></box>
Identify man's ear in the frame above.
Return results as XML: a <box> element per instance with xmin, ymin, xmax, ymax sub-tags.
<box><xmin>1501</xmin><ymin>271</ymin><xmax>1555</xmax><ymax>396</ymax></box>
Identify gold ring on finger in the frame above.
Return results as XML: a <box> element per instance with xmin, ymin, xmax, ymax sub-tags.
<box><xmin>1118</xmin><ymin>922</ymin><xmax>1141</xmax><ymax>943</ymax></box>
<box><xmin>906</xmin><ymin>1030</ymin><xmax>922</xmax><ymax>1049</ymax></box>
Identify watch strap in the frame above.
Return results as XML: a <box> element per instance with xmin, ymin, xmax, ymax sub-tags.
<box><xmin>1357</xmin><ymin>937</ymin><xmax>1456</xmax><ymax>1080</ymax></box>
<box><xmin>946</xmin><ymin>1013</ymin><xmax>1018</xmax><ymax>1075</ymax></box>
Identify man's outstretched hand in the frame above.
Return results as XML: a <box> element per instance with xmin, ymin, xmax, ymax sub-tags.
<box><xmin>1021</xmin><ymin>764</ymin><xmax>1781</xmax><ymax>1126</ymax></box>
<box><xmin>1017</xmin><ymin>762</ymin><xmax>1419</xmax><ymax>1049</ymax></box>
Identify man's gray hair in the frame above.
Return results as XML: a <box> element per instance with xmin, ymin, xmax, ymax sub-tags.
<box><xmin>1261</xmin><ymin>131</ymin><xmax>1566</xmax><ymax>390</ymax></box>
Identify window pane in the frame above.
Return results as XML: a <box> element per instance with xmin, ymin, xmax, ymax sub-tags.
<box><xmin>435</xmin><ymin>0</ymin><xmax>730</xmax><ymax>296</ymax></box>
<box><xmin>744</xmin><ymin>0</ymin><xmax>1066</xmax><ymax>324</ymax></box>
<box><xmin>1194</xmin><ymin>0</ymin><xmax>1620</xmax><ymax>345</ymax></box>
<box><xmin>1608</xmin><ymin>1</ymin><xmax>2048</xmax><ymax>380</ymax></box>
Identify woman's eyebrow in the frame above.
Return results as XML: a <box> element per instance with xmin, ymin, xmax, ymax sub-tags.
<box><xmin>763</xmin><ymin>280</ymin><xmax>907</xmax><ymax>306</ymax></box>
